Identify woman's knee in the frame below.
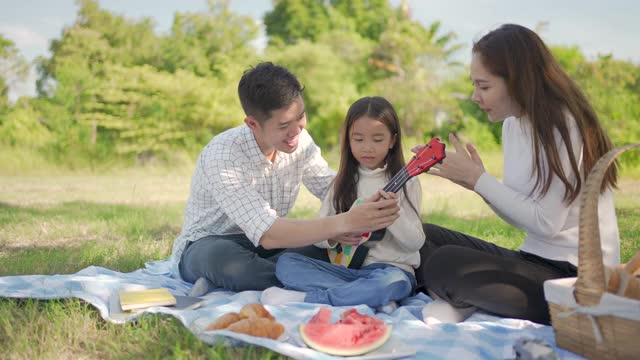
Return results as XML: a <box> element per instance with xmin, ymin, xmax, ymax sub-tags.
<box><xmin>420</xmin><ymin>245</ymin><xmax>476</xmax><ymax>289</ymax></box>
<box><xmin>423</xmin><ymin>244</ymin><xmax>467</xmax><ymax>268</ymax></box>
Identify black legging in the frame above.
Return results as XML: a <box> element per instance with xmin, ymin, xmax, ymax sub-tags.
<box><xmin>415</xmin><ymin>223</ymin><xmax>577</xmax><ymax>324</ymax></box>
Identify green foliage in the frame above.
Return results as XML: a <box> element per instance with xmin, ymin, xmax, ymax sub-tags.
<box><xmin>0</xmin><ymin>100</ymin><xmax>53</xmax><ymax>147</ymax></box>
<box><xmin>160</xmin><ymin>0</ymin><xmax>259</xmax><ymax>76</ymax></box>
<box><xmin>552</xmin><ymin>46</ymin><xmax>640</xmax><ymax>164</ymax></box>
<box><xmin>265</xmin><ymin>0</ymin><xmax>333</xmax><ymax>45</ymax></box>
<box><xmin>315</xmin><ymin>30</ymin><xmax>376</xmax><ymax>91</ymax></box>
<box><xmin>266</xmin><ymin>40</ymin><xmax>361</xmax><ymax>148</ymax></box>
<box><xmin>264</xmin><ymin>0</ymin><xmax>396</xmax><ymax>46</ymax></box>
<box><xmin>80</xmin><ymin>64</ymin><xmax>241</xmax><ymax>155</ymax></box>
<box><xmin>75</xmin><ymin>0</ymin><xmax>160</xmax><ymax>65</ymax></box>
<box><xmin>0</xmin><ymin>34</ymin><xmax>29</xmax><ymax>110</ymax></box>
<box><xmin>370</xmin><ymin>18</ymin><xmax>464</xmax><ymax>138</ymax></box>
<box><xmin>27</xmin><ymin>0</ymin><xmax>257</xmax><ymax>165</ymax></box>
<box><xmin>1</xmin><ymin>0</ymin><xmax>638</xmax><ymax>171</ymax></box>
<box><xmin>330</xmin><ymin>0</ymin><xmax>394</xmax><ymax>40</ymax></box>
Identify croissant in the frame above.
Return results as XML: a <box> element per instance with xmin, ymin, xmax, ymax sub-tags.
<box><xmin>623</xmin><ymin>277</ymin><xmax>640</xmax><ymax>300</ymax></box>
<box><xmin>239</xmin><ymin>303</ymin><xmax>275</xmax><ymax>321</ymax></box>
<box><xmin>605</xmin><ymin>251</ymin><xmax>640</xmax><ymax>301</ymax></box>
<box><xmin>605</xmin><ymin>263</ymin><xmax>625</xmax><ymax>293</ymax></box>
<box><xmin>206</xmin><ymin>303</ymin><xmax>284</xmax><ymax>340</ymax></box>
<box><xmin>207</xmin><ymin>312</ymin><xmax>242</xmax><ymax>331</ymax></box>
<box><xmin>226</xmin><ymin>317</ymin><xmax>285</xmax><ymax>340</ymax></box>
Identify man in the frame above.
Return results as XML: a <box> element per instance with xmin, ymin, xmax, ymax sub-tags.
<box><xmin>170</xmin><ymin>62</ymin><xmax>399</xmax><ymax>293</ymax></box>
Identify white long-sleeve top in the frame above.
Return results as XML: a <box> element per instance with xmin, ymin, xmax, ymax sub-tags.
<box><xmin>474</xmin><ymin>116</ymin><xmax>620</xmax><ymax>267</ymax></box>
<box><xmin>315</xmin><ymin>165</ymin><xmax>426</xmax><ymax>274</ymax></box>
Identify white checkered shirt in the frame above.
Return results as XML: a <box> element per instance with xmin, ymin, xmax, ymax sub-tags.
<box><xmin>170</xmin><ymin>125</ymin><xmax>335</xmax><ymax>278</ymax></box>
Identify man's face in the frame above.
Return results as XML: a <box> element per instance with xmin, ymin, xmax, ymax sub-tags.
<box><xmin>248</xmin><ymin>96</ymin><xmax>307</xmax><ymax>158</ymax></box>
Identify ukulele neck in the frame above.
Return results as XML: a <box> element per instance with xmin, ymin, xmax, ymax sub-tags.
<box><xmin>382</xmin><ymin>168</ymin><xmax>410</xmax><ymax>194</ymax></box>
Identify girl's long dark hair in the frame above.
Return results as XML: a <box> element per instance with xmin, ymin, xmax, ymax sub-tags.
<box><xmin>473</xmin><ymin>24</ymin><xmax>617</xmax><ymax>203</ymax></box>
<box><xmin>333</xmin><ymin>96</ymin><xmax>420</xmax><ymax>216</ymax></box>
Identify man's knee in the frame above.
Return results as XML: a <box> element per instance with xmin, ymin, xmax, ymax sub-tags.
<box><xmin>187</xmin><ymin>239</ymin><xmax>250</xmax><ymax>276</ymax></box>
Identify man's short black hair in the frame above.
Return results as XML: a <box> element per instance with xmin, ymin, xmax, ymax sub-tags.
<box><xmin>238</xmin><ymin>62</ymin><xmax>304</xmax><ymax>123</ymax></box>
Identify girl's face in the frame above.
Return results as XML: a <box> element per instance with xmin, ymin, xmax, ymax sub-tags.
<box><xmin>470</xmin><ymin>53</ymin><xmax>522</xmax><ymax>122</ymax></box>
<box><xmin>349</xmin><ymin>116</ymin><xmax>396</xmax><ymax>170</ymax></box>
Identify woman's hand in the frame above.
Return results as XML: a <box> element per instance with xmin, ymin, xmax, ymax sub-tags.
<box><xmin>414</xmin><ymin>133</ymin><xmax>486</xmax><ymax>191</ymax></box>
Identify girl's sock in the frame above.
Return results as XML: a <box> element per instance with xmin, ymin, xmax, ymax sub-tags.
<box><xmin>421</xmin><ymin>298</ymin><xmax>476</xmax><ymax>325</ymax></box>
<box><xmin>260</xmin><ymin>286</ymin><xmax>306</xmax><ymax>305</ymax></box>
<box><xmin>376</xmin><ymin>301</ymin><xmax>399</xmax><ymax>314</ymax></box>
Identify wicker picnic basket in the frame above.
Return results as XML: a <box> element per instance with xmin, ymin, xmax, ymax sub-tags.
<box><xmin>544</xmin><ymin>143</ymin><xmax>640</xmax><ymax>360</ymax></box>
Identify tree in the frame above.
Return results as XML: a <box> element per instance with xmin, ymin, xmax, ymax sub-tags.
<box><xmin>160</xmin><ymin>0</ymin><xmax>259</xmax><ymax>76</ymax></box>
<box><xmin>264</xmin><ymin>0</ymin><xmax>332</xmax><ymax>45</ymax></box>
<box><xmin>0</xmin><ymin>35</ymin><xmax>29</xmax><ymax>110</ymax></box>
<box><xmin>266</xmin><ymin>40</ymin><xmax>361</xmax><ymax>148</ymax></box>
<box><xmin>264</xmin><ymin>0</ymin><xmax>395</xmax><ymax>46</ymax></box>
<box><xmin>330</xmin><ymin>0</ymin><xmax>393</xmax><ymax>41</ymax></box>
<box><xmin>368</xmin><ymin>14</ymin><xmax>464</xmax><ymax>137</ymax></box>
<box><xmin>551</xmin><ymin>46</ymin><xmax>640</xmax><ymax>154</ymax></box>
<box><xmin>0</xmin><ymin>99</ymin><xmax>52</xmax><ymax>148</ymax></box>
<box><xmin>74</xmin><ymin>0</ymin><xmax>160</xmax><ymax>67</ymax></box>
<box><xmin>79</xmin><ymin>63</ymin><xmax>241</xmax><ymax>156</ymax></box>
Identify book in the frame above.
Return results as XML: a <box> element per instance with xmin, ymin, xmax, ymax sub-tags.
<box><xmin>119</xmin><ymin>288</ymin><xmax>176</xmax><ymax>311</ymax></box>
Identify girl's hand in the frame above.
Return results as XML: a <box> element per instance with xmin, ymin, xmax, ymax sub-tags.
<box><xmin>428</xmin><ymin>133</ymin><xmax>486</xmax><ymax>191</ymax></box>
<box><xmin>365</xmin><ymin>190</ymin><xmax>395</xmax><ymax>203</ymax></box>
<box><xmin>329</xmin><ymin>233</ymin><xmax>363</xmax><ymax>246</ymax></box>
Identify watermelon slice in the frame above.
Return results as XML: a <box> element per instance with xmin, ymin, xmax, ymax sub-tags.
<box><xmin>308</xmin><ymin>306</ymin><xmax>332</xmax><ymax>325</ymax></box>
<box><xmin>299</xmin><ymin>307</ymin><xmax>392</xmax><ymax>356</ymax></box>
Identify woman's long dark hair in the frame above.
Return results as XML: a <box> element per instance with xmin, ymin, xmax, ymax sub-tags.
<box><xmin>333</xmin><ymin>96</ymin><xmax>420</xmax><ymax>216</ymax></box>
<box><xmin>473</xmin><ymin>24</ymin><xmax>617</xmax><ymax>203</ymax></box>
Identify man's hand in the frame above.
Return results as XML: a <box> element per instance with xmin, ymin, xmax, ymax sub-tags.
<box><xmin>340</xmin><ymin>191</ymin><xmax>399</xmax><ymax>234</ymax></box>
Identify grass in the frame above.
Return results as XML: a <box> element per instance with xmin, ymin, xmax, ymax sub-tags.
<box><xmin>0</xmin><ymin>151</ymin><xmax>638</xmax><ymax>359</ymax></box>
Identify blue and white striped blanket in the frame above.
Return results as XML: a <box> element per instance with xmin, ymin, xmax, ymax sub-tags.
<box><xmin>0</xmin><ymin>260</ymin><xmax>582</xmax><ymax>360</ymax></box>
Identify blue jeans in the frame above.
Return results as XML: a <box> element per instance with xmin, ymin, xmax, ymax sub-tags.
<box><xmin>275</xmin><ymin>253</ymin><xmax>416</xmax><ymax>307</ymax></box>
<box><xmin>179</xmin><ymin>234</ymin><xmax>331</xmax><ymax>292</ymax></box>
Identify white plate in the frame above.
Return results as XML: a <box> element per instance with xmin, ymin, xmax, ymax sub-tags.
<box><xmin>290</xmin><ymin>334</ymin><xmax>416</xmax><ymax>360</ymax></box>
<box><xmin>344</xmin><ymin>336</ymin><xmax>416</xmax><ymax>360</ymax></box>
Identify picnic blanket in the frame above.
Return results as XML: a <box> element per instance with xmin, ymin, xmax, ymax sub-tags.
<box><xmin>0</xmin><ymin>259</ymin><xmax>583</xmax><ymax>360</ymax></box>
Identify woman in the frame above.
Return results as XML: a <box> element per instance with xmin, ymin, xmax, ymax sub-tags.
<box><xmin>416</xmin><ymin>24</ymin><xmax>620</xmax><ymax>325</ymax></box>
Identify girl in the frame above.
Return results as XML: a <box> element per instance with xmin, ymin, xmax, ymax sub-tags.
<box><xmin>261</xmin><ymin>96</ymin><xmax>425</xmax><ymax>311</ymax></box>
<box><xmin>417</xmin><ymin>24</ymin><xmax>620</xmax><ymax>325</ymax></box>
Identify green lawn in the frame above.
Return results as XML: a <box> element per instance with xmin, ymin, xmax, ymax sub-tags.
<box><xmin>0</xmin><ymin>167</ymin><xmax>638</xmax><ymax>359</ymax></box>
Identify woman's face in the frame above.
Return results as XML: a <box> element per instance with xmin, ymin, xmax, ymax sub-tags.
<box><xmin>470</xmin><ymin>53</ymin><xmax>521</xmax><ymax>122</ymax></box>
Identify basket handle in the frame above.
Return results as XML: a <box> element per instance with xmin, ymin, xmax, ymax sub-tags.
<box><xmin>574</xmin><ymin>143</ymin><xmax>640</xmax><ymax>305</ymax></box>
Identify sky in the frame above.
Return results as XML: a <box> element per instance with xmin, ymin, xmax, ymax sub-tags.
<box><xmin>1</xmin><ymin>0</ymin><xmax>639</xmax><ymax>100</ymax></box>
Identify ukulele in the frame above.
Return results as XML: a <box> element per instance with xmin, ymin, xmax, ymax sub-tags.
<box><xmin>328</xmin><ymin>137</ymin><xmax>446</xmax><ymax>267</ymax></box>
